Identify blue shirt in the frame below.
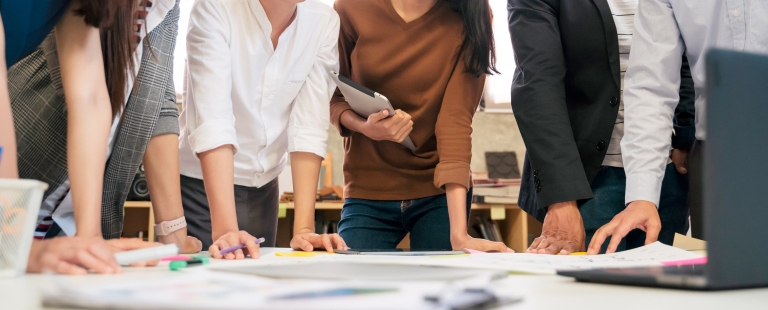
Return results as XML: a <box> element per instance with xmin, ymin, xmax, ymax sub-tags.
<box><xmin>0</xmin><ymin>0</ymin><xmax>70</xmax><ymax>67</ymax></box>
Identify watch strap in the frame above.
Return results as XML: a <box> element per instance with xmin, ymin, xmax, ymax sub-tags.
<box><xmin>154</xmin><ymin>216</ymin><xmax>187</xmax><ymax>236</ymax></box>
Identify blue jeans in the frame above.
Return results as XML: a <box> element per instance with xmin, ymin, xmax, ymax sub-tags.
<box><xmin>338</xmin><ymin>190</ymin><xmax>473</xmax><ymax>250</ymax></box>
<box><xmin>580</xmin><ymin>163</ymin><xmax>690</xmax><ymax>253</ymax></box>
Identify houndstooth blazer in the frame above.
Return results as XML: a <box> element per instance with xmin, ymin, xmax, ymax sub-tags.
<box><xmin>8</xmin><ymin>3</ymin><xmax>180</xmax><ymax>239</ymax></box>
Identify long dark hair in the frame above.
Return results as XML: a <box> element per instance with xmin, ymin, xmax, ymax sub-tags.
<box><xmin>75</xmin><ymin>0</ymin><xmax>144</xmax><ymax>118</ymax></box>
<box><xmin>447</xmin><ymin>0</ymin><xmax>498</xmax><ymax>77</ymax></box>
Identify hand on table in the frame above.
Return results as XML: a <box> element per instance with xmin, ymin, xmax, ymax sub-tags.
<box><xmin>210</xmin><ymin>231</ymin><xmax>260</xmax><ymax>260</ymax></box>
<box><xmin>528</xmin><ymin>201</ymin><xmax>585</xmax><ymax>255</ymax></box>
<box><xmin>670</xmin><ymin>148</ymin><xmax>690</xmax><ymax>174</ymax></box>
<box><xmin>157</xmin><ymin>230</ymin><xmax>202</xmax><ymax>254</ymax></box>
<box><xmin>26</xmin><ymin>237</ymin><xmax>160</xmax><ymax>275</ymax></box>
<box><xmin>291</xmin><ymin>232</ymin><xmax>348</xmax><ymax>253</ymax></box>
<box><xmin>358</xmin><ymin>109</ymin><xmax>413</xmax><ymax>143</ymax></box>
<box><xmin>451</xmin><ymin>234</ymin><xmax>514</xmax><ymax>253</ymax></box>
<box><xmin>588</xmin><ymin>200</ymin><xmax>661</xmax><ymax>254</ymax></box>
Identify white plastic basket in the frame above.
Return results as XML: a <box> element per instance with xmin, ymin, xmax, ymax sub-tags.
<box><xmin>0</xmin><ymin>179</ymin><xmax>48</xmax><ymax>277</ymax></box>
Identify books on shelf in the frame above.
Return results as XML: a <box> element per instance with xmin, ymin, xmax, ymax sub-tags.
<box><xmin>472</xmin><ymin>216</ymin><xmax>503</xmax><ymax>243</ymax></box>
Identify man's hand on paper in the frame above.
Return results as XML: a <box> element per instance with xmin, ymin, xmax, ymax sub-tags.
<box><xmin>451</xmin><ymin>234</ymin><xmax>514</xmax><ymax>253</ymax></box>
<box><xmin>670</xmin><ymin>148</ymin><xmax>689</xmax><ymax>174</ymax></box>
<box><xmin>588</xmin><ymin>200</ymin><xmax>661</xmax><ymax>254</ymax></box>
<box><xmin>290</xmin><ymin>231</ymin><xmax>349</xmax><ymax>253</ymax></box>
<box><xmin>26</xmin><ymin>237</ymin><xmax>159</xmax><ymax>275</ymax></box>
<box><xmin>157</xmin><ymin>230</ymin><xmax>203</xmax><ymax>254</ymax></box>
<box><xmin>210</xmin><ymin>230</ymin><xmax>260</xmax><ymax>260</ymax></box>
<box><xmin>359</xmin><ymin>109</ymin><xmax>413</xmax><ymax>143</ymax></box>
<box><xmin>528</xmin><ymin>201</ymin><xmax>585</xmax><ymax>254</ymax></box>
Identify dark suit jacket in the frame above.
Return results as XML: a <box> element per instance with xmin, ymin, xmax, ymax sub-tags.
<box><xmin>507</xmin><ymin>0</ymin><xmax>696</xmax><ymax>222</ymax></box>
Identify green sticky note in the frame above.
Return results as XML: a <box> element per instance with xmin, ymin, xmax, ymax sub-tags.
<box><xmin>278</xmin><ymin>203</ymin><xmax>287</xmax><ymax>218</ymax></box>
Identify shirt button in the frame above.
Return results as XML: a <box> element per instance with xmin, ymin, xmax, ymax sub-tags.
<box><xmin>733</xmin><ymin>10</ymin><xmax>740</xmax><ymax>17</ymax></box>
<box><xmin>597</xmin><ymin>140</ymin><xmax>606</xmax><ymax>151</ymax></box>
<box><xmin>610</xmin><ymin>97</ymin><xmax>619</xmax><ymax>106</ymax></box>
<box><xmin>533</xmin><ymin>170</ymin><xmax>538</xmax><ymax>177</ymax></box>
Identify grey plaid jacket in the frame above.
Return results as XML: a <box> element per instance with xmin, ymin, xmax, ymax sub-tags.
<box><xmin>8</xmin><ymin>3</ymin><xmax>180</xmax><ymax>239</ymax></box>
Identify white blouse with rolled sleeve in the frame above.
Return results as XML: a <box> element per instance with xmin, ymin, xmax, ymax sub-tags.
<box><xmin>178</xmin><ymin>0</ymin><xmax>340</xmax><ymax>188</ymax></box>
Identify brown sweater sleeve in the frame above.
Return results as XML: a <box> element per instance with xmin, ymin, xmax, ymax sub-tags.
<box><xmin>329</xmin><ymin>2</ymin><xmax>356</xmax><ymax>137</ymax></box>
<box><xmin>433</xmin><ymin>56</ymin><xmax>486</xmax><ymax>190</ymax></box>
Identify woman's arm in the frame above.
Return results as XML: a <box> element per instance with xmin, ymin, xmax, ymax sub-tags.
<box><xmin>0</xmin><ymin>15</ymin><xmax>19</xmax><ymax>178</ymax></box>
<box><xmin>55</xmin><ymin>0</ymin><xmax>113</xmax><ymax>238</ymax></box>
<box><xmin>143</xmin><ymin>134</ymin><xmax>202</xmax><ymax>253</ymax></box>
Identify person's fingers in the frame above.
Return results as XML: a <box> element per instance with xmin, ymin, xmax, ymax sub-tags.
<box><xmin>588</xmin><ymin>223</ymin><xmax>615</xmax><ymax>255</ymax></box>
<box><xmin>75</xmin><ymin>249</ymin><xmax>115</xmax><ymax>274</ymax></box>
<box><xmin>233</xmin><ymin>249</ymin><xmax>245</xmax><ymax>260</ymax></box>
<box><xmin>53</xmin><ymin>259</ymin><xmax>88</xmax><ymax>275</ymax></box>
<box><xmin>606</xmin><ymin>222</ymin><xmax>634</xmax><ymax>254</ymax></box>
<box><xmin>244</xmin><ymin>235</ymin><xmax>260</xmax><ymax>259</ymax></box>
<box><xmin>534</xmin><ymin>238</ymin><xmax>553</xmax><ymax>254</ymax></box>
<box><xmin>86</xmin><ymin>242</ymin><xmax>121</xmax><ymax>271</ymax></box>
<box><xmin>392</xmin><ymin>122</ymin><xmax>411</xmax><ymax>142</ymax></box>
<box><xmin>320</xmin><ymin>234</ymin><xmax>334</xmax><ymax>253</ymax></box>
<box><xmin>209</xmin><ymin>244</ymin><xmax>222</xmax><ymax>259</ymax></box>
<box><xmin>644</xmin><ymin>220</ymin><xmax>662</xmax><ymax>245</ymax></box>
<box><xmin>368</xmin><ymin>110</ymin><xmax>390</xmax><ymax>123</ymax></box>
<box><xmin>300</xmin><ymin>237</ymin><xmax>314</xmax><ymax>252</ymax></box>
<box><xmin>331</xmin><ymin>234</ymin><xmax>347</xmax><ymax>250</ymax></box>
<box><xmin>491</xmin><ymin>241</ymin><xmax>512</xmax><ymax>253</ymax></box>
<box><xmin>108</xmin><ymin>239</ymin><xmax>158</xmax><ymax>251</ymax></box>
<box><xmin>541</xmin><ymin>242</ymin><xmax>562</xmax><ymax>255</ymax></box>
<box><xmin>527</xmin><ymin>236</ymin><xmax>543</xmax><ymax>253</ymax></box>
<box><xmin>185</xmin><ymin>236</ymin><xmax>203</xmax><ymax>254</ymax></box>
<box><xmin>215</xmin><ymin>240</ymin><xmax>232</xmax><ymax>259</ymax></box>
<box><xmin>560</xmin><ymin>242</ymin><xmax>579</xmax><ymax>255</ymax></box>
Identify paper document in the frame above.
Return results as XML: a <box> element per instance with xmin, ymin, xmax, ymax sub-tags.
<box><xmin>42</xmin><ymin>269</ymin><xmax>512</xmax><ymax>310</ymax></box>
<box><xmin>256</xmin><ymin>242</ymin><xmax>704</xmax><ymax>275</ymax></box>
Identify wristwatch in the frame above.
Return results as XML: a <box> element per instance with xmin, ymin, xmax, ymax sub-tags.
<box><xmin>154</xmin><ymin>216</ymin><xmax>187</xmax><ymax>236</ymax></box>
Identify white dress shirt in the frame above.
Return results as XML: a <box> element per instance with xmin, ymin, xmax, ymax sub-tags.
<box><xmin>622</xmin><ymin>0</ymin><xmax>768</xmax><ymax>206</ymax></box>
<box><xmin>36</xmin><ymin>0</ymin><xmax>177</xmax><ymax>237</ymax></box>
<box><xmin>178</xmin><ymin>0</ymin><xmax>339</xmax><ymax>188</ymax></box>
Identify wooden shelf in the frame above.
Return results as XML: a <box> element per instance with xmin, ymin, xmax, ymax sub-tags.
<box><xmin>124</xmin><ymin>201</ymin><xmax>154</xmax><ymax>242</ymax></box>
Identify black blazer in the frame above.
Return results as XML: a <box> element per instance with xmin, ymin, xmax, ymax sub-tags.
<box><xmin>507</xmin><ymin>0</ymin><xmax>696</xmax><ymax>222</ymax></box>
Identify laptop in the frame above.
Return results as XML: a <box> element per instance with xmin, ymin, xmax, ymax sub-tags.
<box><xmin>557</xmin><ymin>49</ymin><xmax>768</xmax><ymax>290</ymax></box>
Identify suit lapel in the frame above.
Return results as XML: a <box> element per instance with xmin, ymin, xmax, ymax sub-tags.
<box><xmin>590</xmin><ymin>0</ymin><xmax>621</xmax><ymax>90</ymax></box>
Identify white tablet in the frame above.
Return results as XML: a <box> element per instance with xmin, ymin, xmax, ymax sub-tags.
<box><xmin>330</xmin><ymin>71</ymin><xmax>416</xmax><ymax>152</ymax></box>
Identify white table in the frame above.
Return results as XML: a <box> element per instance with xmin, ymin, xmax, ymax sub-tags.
<box><xmin>3</xmin><ymin>248</ymin><xmax>768</xmax><ymax>310</ymax></box>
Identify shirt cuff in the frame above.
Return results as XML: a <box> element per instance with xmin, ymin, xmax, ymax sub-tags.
<box><xmin>288</xmin><ymin>125</ymin><xmax>328</xmax><ymax>159</ymax></box>
<box><xmin>188</xmin><ymin>120</ymin><xmax>239</xmax><ymax>155</ymax></box>
<box><xmin>625</xmin><ymin>173</ymin><xmax>664</xmax><ymax>208</ymax></box>
<box><xmin>434</xmin><ymin>161</ymin><xmax>471</xmax><ymax>190</ymax></box>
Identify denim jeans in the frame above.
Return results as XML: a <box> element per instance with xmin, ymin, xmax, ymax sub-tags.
<box><xmin>338</xmin><ymin>190</ymin><xmax>473</xmax><ymax>251</ymax></box>
<box><xmin>580</xmin><ymin>163</ymin><xmax>690</xmax><ymax>253</ymax></box>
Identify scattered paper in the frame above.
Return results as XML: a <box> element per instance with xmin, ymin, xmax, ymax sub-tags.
<box><xmin>255</xmin><ymin>242</ymin><xmax>704</xmax><ymax>275</ymax></box>
<box><xmin>661</xmin><ymin>257</ymin><xmax>708</xmax><ymax>266</ymax></box>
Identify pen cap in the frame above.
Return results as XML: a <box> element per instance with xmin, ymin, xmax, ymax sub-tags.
<box><xmin>169</xmin><ymin>260</ymin><xmax>189</xmax><ymax>271</ymax></box>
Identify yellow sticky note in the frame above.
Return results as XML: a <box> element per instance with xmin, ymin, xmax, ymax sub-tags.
<box><xmin>490</xmin><ymin>205</ymin><xmax>506</xmax><ymax>220</ymax></box>
<box><xmin>278</xmin><ymin>203</ymin><xmax>287</xmax><ymax>218</ymax></box>
<box><xmin>569</xmin><ymin>252</ymin><xmax>588</xmax><ymax>256</ymax></box>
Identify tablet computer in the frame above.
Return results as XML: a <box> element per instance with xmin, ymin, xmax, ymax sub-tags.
<box><xmin>330</xmin><ymin>71</ymin><xmax>416</xmax><ymax>152</ymax></box>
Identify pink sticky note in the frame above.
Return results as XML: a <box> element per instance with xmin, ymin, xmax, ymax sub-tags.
<box><xmin>661</xmin><ymin>257</ymin><xmax>707</xmax><ymax>266</ymax></box>
<box><xmin>161</xmin><ymin>255</ymin><xmax>191</xmax><ymax>262</ymax></box>
<box><xmin>463</xmin><ymin>248</ymin><xmax>487</xmax><ymax>255</ymax></box>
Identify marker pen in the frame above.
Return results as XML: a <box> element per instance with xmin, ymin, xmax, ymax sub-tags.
<box><xmin>114</xmin><ymin>244</ymin><xmax>179</xmax><ymax>266</ymax></box>
<box><xmin>218</xmin><ymin>237</ymin><xmax>266</xmax><ymax>255</ymax></box>
<box><xmin>169</xmin><ymin>256</ymin><xmax>210</xmax><ymax>271</ymax></box>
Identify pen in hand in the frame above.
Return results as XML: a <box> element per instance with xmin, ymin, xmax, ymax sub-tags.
<box><xmin>219</xmin><ymin>237</ymin><xmax>266</xmax><ymax>255</ymax></box>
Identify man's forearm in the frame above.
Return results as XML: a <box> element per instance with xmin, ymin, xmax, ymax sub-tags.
<box><xmin>290</xmin><ymin>152</ymin><xmax>322</xmax><ymax>234</ymax></box>
<box><xmin>199</xmin><ymin>145</ymin><xmax>239</xmax><ymax>239</ymax></box>
<box><xmin>338</xmin><ymin>110</ymin><xmax>366</xmax><ymax>134</ymax></box>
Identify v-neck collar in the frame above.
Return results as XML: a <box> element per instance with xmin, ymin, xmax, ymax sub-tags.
<box><xmin>385</xmin><ymin>0</ymin><xmax>442</xmax><ymax>30</ymax></box>
<box><xmin>249</xmin><ymin>0</ymin><xmax>300</xmax><ymax>53</ymax></box>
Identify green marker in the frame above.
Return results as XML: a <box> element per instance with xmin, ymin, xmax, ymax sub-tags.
<box><xmin>169</xmin><ymin>256</ymin><xmax>210</xmax><ymax>271</ymax></box>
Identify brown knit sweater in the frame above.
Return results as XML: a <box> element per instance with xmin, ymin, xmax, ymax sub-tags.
<box><xmin>331</xmin><ymin>0</ymin><xmax>486</xmax><ymax>200</ymax></box>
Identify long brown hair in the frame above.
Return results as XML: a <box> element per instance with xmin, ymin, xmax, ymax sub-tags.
<box><xmin>447</xmin><ymin>0</ymin><xmax>499</xmax><ymax>77</ymax></box>
<box><xmin>75</xmin><ymin>0</ymin><xmax>144</xmax><ymax>118</ymax></box>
